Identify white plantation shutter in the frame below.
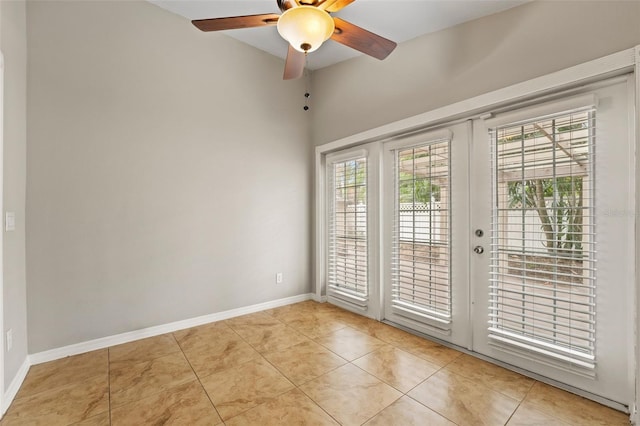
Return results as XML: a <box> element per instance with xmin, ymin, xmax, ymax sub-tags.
<box><xmin>390</xmin><ymin>136</ymin><xmax>452</xmax><ymax>329</ymax></box>
<box><xmin>487</xmin><ymin>102</ymin><xmax>597</xmax><ymax>370</ymax></box>
<box><xmin>328</xmin><ymin>153</ymin><xmax>368</xmax><ymax>306</ymax></box>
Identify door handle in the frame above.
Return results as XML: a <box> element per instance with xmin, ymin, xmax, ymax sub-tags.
<box><xmin>473</xmin><ymin>246</ymin><xmax>484</xmax><ymax>254</ymax></box>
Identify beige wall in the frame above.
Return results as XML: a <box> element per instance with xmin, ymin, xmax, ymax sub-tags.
<box><xmin>26</xmin><ymin>1</ymin><xmax>311</xmax><ymax>353</ymax></box>
<box><xmin>311</xmin><ymin>1</ymin><xmax>640</xmax><ymax>146</ymax></box>
<box><xmin>1</xmin><ymin>0</ymin><xmax>28</xmax><ymax>390</ymax></box>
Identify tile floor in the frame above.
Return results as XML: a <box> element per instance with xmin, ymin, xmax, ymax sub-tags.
<box><xmin>0</xmin><ymin>301</ymin><xmax>630</xmax><ymax>425</ymax></box>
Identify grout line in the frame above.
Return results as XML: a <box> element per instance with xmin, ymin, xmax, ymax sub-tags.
<box><xmin>173</xmin><ymin>330</ymin><xmax>225</xmax><ymax>423</ymax></box>
<box><xmin>401</xmin><ymin>350</ymin><xmax>446</xmax><ymax>395</ymax></box>
<box><xmin>522</xmin><ymin>379</ymin><xmax>537</xmax><ymax>402</ymax></box>
<box><xmin>506</xmin><ymin>374</ymin><xmax>537</xmax><ymax>426</ymax></box>
<box><xmin>503</xmin><ymin>401</ymin><xmax>522</xmax><ymax>426</ymax></box>
<box><xmin>295</xmin><ymin>375</ymin><xmax>343</xmax><ymax>425</ymax></box>
<box><xmin>348</xmin><ymin>360</ymin><xmax>405</xmax><ymax>393</ymax></box>
<box><xmin>107</xmin><ymin>348</ymin><xmax>112</xmax><ymax>426</ymax></box>
<box><xmin>404</xmin><ymin>392</ymin><xmax>461</xmax><ymax>425</ymax></box>
<box><xmin>359</xmin><ymin>393</ymin><xmax>402</xmax><ymax>426</ymax></box>
<box><xmin>503</xmin><ymin>383</ymin><xmax>538</xmax><ymax>426</ymax></box>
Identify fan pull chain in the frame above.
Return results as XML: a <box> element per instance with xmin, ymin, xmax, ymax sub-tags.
<box><xmin>303</xmin><ymin>55</ymin><xmax>311</xmax><ymax>111</ymax></box>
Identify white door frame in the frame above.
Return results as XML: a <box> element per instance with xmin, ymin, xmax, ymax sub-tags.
<box><xmin>315</xmin><ymin>46</ymin><xmax>640</xmax><ymax>420</ymax></box>
<box><xmin>634</xmin><ymin>45</ymin><xmax>640</xmax><ymax>424</ymax></box>
<box><xmin>0</xmin><ymin>49</ymin><xmax>6</xmax><ymax>416</ymax></box>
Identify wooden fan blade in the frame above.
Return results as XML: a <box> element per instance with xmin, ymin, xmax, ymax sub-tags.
<box><xmin>277</xmin><ymin>0</ymin><xmax>299</xmax><ymax>11</ymax></box>
<box><xmin>283</xmin><ymin>45</ymin><xmax>306</xmax><ymax>80</ymax></box>
<box><xmin>331</xmin><ymin>17</ymin><xmax>397</xmax><ymax>60</ymax></box>
<box><xmin>192</xmin><ymin>14</ymin><xmax>280</xmax><ymax>32</ymax></box>
<box><xmin>319</xmin><ymin>0</ymin><xmax>355</xmax><ymax>12</ymax></box>
<box><xmin>282</xmin><ymin>0</ymin><xmax>352</xmax><ymax>11</ymax></box>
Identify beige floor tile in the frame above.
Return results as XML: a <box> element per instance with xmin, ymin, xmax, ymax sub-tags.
<box><xmin>111</xmin><ymin>380</ymin><xmax>222</xmax><ymax>425</ymax></box>
<box><xmin>70</xmin><ymin>411</ymin><xmax>110</xmax><ymax>425</ymax></box>
<box><xmin>224</xmin><ymin>311</ymin><xmax>283</xmax><ymax>329</ymax></box>
<box><xmin>506</xmin><ymin>403</ymin><xmax>571</xmax><ymax>425</ymax></box>
<box><xmin>408</xmin><ymin>369</ymin><xmax>519</xmax><ymax>426</ymax></box>
<box><xmin>2</xmin><ymin>375</ymin><xmax>108</xmax><ymax>425</ymax></box>
<box><xmin>329</xmin><ymin>311</ymin><xmax>379</xmax><ymax>330</ymax></box>
<box><xmin>315</xmin><ymin>327</ymin><xmax>388</xmax><ymax>361</ymax></box>
<box><xmin>15</xmin><ymin>349</ymin><xmax>108</xmax><ymax>399</ymax></box>
<box><xmin>109</xmin><ymin>334</ymin><xmax>181</xmax><ymax>369</ymax></box>
<box><xmin>225</xmin><ymin>388</ymin><xmax>339</xmax><ymax>426</ymax></box>
<box><xmin>314</xmin><ymin>303</ymin><xmax>350</xmax><ymax>316</ymax></box>
<box><xmin>232</xmin><ymin>322</ymin><xmax>309</xmax><ymax>353</ymax></box>
<box><xmin>364</xmin><ymin>395</ymin><xmax>455</xmax><ymax>426</ymax></box>
<box><xmin>444</xmin><ymin>354</ymin><xmax>535</xmax><ymax>400</ymax></box>
<box><xmin>295</xmin><ymin>304</ymin><xmax>346</xmax><ymax>322</ymax></box>
<box><xmin>287</xmin><ymin>315</ymin><xmax>348</xmax><ymax>339</ymax></box>
<box><xmin>300</xmin><ymin>363</ymin><xmax>402</xmax><ymax>426</ymax></box>
<box><xmin>173</xmin><ymin>321</ymin><xmax>237</xmax><ymax>352</ymax></box>
<box><xmin>301</xmin><ymin>300</ymin><xmax>332</xmax><ymax>310</ymax></box>
<box><xmin>347</xmin><ymin>320</ymin><xmax>414</xmax><ymax>344</ymax></box>
<box><xmin>522</xmin><ymin>381</ymin><xmax>629</xmax><ymax>425</ymax></box>
<box><xmin>389</xmin><ymin>333</ymin><xmax>462</xmax><ymax>366</ymax></box>
<box><xmin>110</xmin><ymin>351</ymin><xmax>196</xmax><ymax>407</ymax></box>
<box><xmin>181</xmin><ymin>335</ymin><xmax>262</xmax><ymax>378</ymax></box>
<box><xmin>353</xmin><ymin>346</ymin><xmax>440</xmax><ymax>393</ymax></box>
<box><xmin>263</xmin><ymin>339</ymin><xmax>347</xmax><ymax>385</ymax></box>
<box><xmin>200</xmin><ymin>357</ymin><xmax>294</xmax><ymax>420</ymax></box>
<box><xmin>264</xmin><ymin>303</ymin><xmax>321</xmax><ymax>323</ymax></box>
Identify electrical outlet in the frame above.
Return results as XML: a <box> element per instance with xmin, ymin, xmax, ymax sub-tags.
<box><xmin>5</xmin><ymin>212</ymin><xmax>15</xmax><ymax>232</ymax></box>
<box><xmin>6</xmin><ymin>329</ymin><xmax>12</xmax><ymax>351</ymax></box>
<box><xmin>276</xmin><ymin>272</ymin><xmax>283</xmax><ymax>284</ymax></box>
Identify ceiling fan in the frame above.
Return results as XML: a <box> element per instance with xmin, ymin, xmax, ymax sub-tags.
<box><xmin>192</xmin><ymin>0</ymin><xmax>397</xmax><ymax>80</ymax></box>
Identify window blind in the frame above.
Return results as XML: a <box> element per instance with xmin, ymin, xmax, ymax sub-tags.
<box><xmin>328</xmin><ymin>157</ymin><xmax>368</xmax><ymax>303</ymax></box>
<box><xmin>489</xmin><ymin>107</ymin><xmax>596</xmax><ymax>369</ymax></box>
<box><xmin>391</xmin><ymin>140</ymin><xmax>451</xmax><ymax>326</ymax></box>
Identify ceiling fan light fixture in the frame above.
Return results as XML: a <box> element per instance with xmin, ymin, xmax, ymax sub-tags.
<box><xmin>277</xmin><ymin>5</ymin><xmax>335</xmax><ymax>53</ymax></box>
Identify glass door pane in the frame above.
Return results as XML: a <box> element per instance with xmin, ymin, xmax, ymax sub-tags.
<box><xmin>392</xmin><ymin>142</ymin><xmax>451</xmax><ymax>326</ymax></box>
<box><xmin>329</xmin><ymin>158</ymin><xmax>368</xmax><ymax>299</ymax></box>
<box><xmin>489</xmin><ymin>108</ymin><xmax>596</xmax><ymax>369</ymax></box>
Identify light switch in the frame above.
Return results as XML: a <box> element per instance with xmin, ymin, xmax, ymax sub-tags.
<box><xmin>5</xmin><ymin>212</ymin><xmax>15</xmax><ymax>231</ymax></box>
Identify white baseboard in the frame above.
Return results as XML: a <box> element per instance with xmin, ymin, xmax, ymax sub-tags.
<box><xmin>2</xmin><ymin>357</ymin><xmax>29</xmax><ymax>415</ymax></box>
<box><xmin>29</xmin><ymin>292</ymin><xmax>313</xmax><ymax>366</ymax></box>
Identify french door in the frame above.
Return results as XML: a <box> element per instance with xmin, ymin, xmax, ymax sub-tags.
<box><xmin>470</xmin><ymin>77</ymin><xmax>635</xmax><ymax>405</ymax></box>
<box><xmin>382</xmin><ymin>124</ymin><xmax>471</xmax><ymax>348</ymax></box>
<box><xmin>323</xmin><ymin>75</ymin><xmax>634</xmax><ymax>407</ymax></box>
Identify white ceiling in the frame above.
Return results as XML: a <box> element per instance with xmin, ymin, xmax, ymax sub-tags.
<box><xmin>150</xmin><ymin>0</ymin><xmax>528</xmax><ymax>70</ymax></box>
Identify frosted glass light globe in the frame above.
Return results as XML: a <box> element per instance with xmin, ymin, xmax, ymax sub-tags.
<box><xmin>277</xmin><ymin>6</ymin><xmax>335</xmax><ymax>53</ymax></box>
